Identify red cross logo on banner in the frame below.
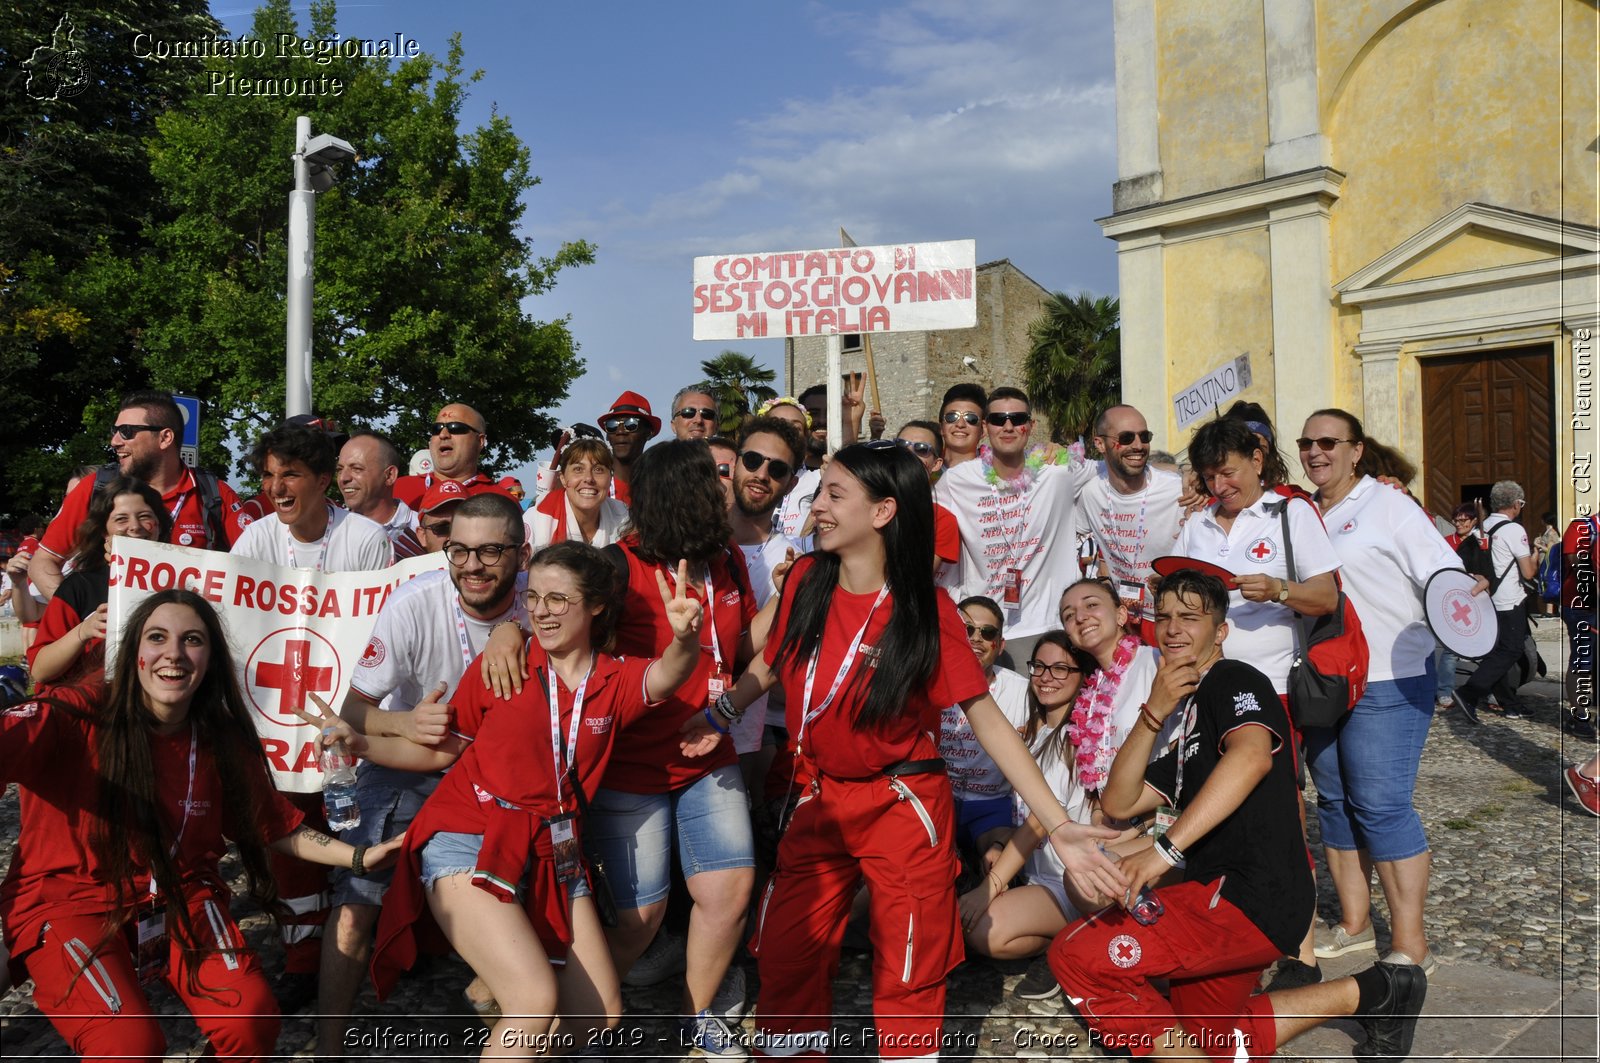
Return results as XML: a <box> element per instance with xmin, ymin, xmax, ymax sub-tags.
<box><xmin>1247</xmin><ymin>538</ymin><xmax>1277</xmax><ymax>563</ymax></box>
<box><xmin>245</xmin><ymin>628</ymin><xmax>342</xmax><ymax>723</ymax></box>
<box><xmin>1441</xmin><ymin>589</ymin><xmax>1483</xmax><ymax>638</ymax></box>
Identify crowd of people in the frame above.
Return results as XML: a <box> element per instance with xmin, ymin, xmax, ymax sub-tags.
<box><xmin>0</xmin><ymin>380</ymin><xmax>1594</xmax><ymax>1063</ymax></box>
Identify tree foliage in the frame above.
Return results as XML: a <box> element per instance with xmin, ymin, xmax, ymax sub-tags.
<box><xmin>699</xmin><ymin>349</ymin><xmax>777</xmax><ymax>433</ymax></box>
<box><xmin>1023</xmin><ymin>292</ymin><xmax>1121</xmax><ymax>444</ymax></box>
<box><xmin>0</xmin><ymin>0</ymin><xmax>592</xmax><ymax>512</ymax></box>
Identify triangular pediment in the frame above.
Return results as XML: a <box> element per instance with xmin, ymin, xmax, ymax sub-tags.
<box><xmin>1336</xmin><ymin>203</ymin><xmax>1599</xmax><ymax>296</ymax></box>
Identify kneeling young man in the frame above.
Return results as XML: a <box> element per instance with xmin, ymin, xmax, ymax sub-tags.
<box><xmin>1048</xmin><ymin>570</ymin><xmax>1428</xmax><ymax>1061</ymax></box>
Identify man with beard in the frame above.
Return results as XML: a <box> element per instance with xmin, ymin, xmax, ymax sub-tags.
<box><xmin>229</xmin><ymin>423</ymin><xmax>394</xmax><ymax>1010</ymax></box>
<box><xmin>1076</xmin><ymin>405</ymin><xmax>1184</xmax><ymax>634</ymax></box>
<box><xmin>314</xmin><ymin>492</ymin><xmax>530</xmax><ymax>1054</ymax></box>
<box><xmin>599</xmin><ymin>390</ymin><xmax>661</xmax><ymax>505</ymax></box>
<box><xmin>393</xmin><ymin>402</ymin><xmax>505</xmax><ymax>510</ymax></box>
<box><xmin>338</xmin><ymin>431</ymin><xmax>426</xmax><ymax>559</ymax></box>
<box><xmin>29</xmin><ymin>390</ymin><xmax>244</xmax><ymax>596</ymax></box>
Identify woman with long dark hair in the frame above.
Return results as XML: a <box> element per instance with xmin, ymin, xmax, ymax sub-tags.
<box><xmin>0</xmin><ymin>589</ymin><xmax>400</xmax><ymax>1062</ymax></box>
<box><xmin>681</xmin><ymin>442</ymin><xmax>1124</xmax><ymax>1057</ymax></box>
<box><xmin>28</xmin><ymin>477</ymin><xmax>171</xmax><ymax>687</ymax></box>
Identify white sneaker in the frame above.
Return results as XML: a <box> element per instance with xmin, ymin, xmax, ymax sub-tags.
<box><xmin>681</xmin><ymin>1010</ymin><xmax>749</xmax><ymax>1061</ymax></box>
<box><xmin>710</xmin><ymin>963</ymin><xmax>748</xmax><ymax>1022</ymax></box>
<box><xmin>1382</xmin><ymin>947</ymin><xmax>1440</xmax><ymax>977</ymax></box>
<box><xmin>622</xmin><ymin>927</ymin><xmax>686</xmax><ymax>987</ymax></box>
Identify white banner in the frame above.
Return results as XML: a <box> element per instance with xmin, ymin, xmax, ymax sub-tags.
<box><xmin>1172</xmin><ymin>353</ymin><xmax>1254</xmax><ymax>431</ymax></box>
<box><xmin>692</xmin><ymin>238</ymin><xmax>977</xmax><ymax>340</ymax></box>
<box><xmin>106</xmin><ymin>537</ymin><xmax>446</xmax><ymax>792</ymax></box>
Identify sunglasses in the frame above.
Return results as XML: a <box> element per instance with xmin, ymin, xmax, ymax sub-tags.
<box><xmin>896</xmin><ymin>439</ymin><xmax>937</xmax><ymax>458</ymax></box>
<box><xmin>432</xmin><ymin>421</ymin><xmax>479</xmax><ymax>437</ymax></box>
<box><xmin>600</xmin><ymin>415</ymin><xmax>642</xmax><ymax>433</ymax></box>
<box><xmin>715</xmin><ymin>462</ymin><xmax>732</xmax><ymax>479</ymax></box>
<box><xmin>1295</xmin><ymin>436</ymin><xmax>1354</xmax><ymax>452</ymax></box>
<box><xmin>1105</xmin><ymin>430</ymin><xmax>1154</xmax><ymax>447</ymax></box>
<box><xmin>942</xmin><ymin>411</ymin><xmax>981</xmax><ymax>427</ymax></box>
<box><xmin>419</xmin><ymin>520</ymin><xmax>452</xmax><ymax>537</ymax></box>
<box><xmin>112</xmin><ymin>423</ymin><xmax>163</xmax><ymax>440</ymax></box>
<box><xmin>675</xmin><ymin>406</ymin><xmax>717</xmax><ymax>421</ymax></box>
<box><xmin>739</xmin><ymin>451</ymin><xmax>792</xmax><ymax>480</ymax></box>
<box><xmin>986</xmin><ymin>411</ymin><xmax>1032</xmax><ymax>428</ymax></box>
<box><xmin>1028</xmin><ymin>660</ymin><xmax>1082</xmax><ymax>680</ymax></box>
<box><xmin>963</xmin><ymin>622</ymin><xmax>1001</xmax><ymax>641</ymax></box>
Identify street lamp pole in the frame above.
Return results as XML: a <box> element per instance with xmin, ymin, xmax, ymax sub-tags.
<box><xmin>286</xmin><ymin>115</ymin><xmax>315</xmax><ymax>418</ymax></box>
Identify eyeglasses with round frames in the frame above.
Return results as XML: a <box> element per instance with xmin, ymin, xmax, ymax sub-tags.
<box><xmin>112</xmin><ymin>423</ymin><xmax>163</xmax><ymax>440</ymax></box>
<box><xmin>600</xmin><ymin>415</ymin><xmax>642</xmax><ymax>433</ymax></box>
<box><xmin>675</xmin><ymin>407</ymin><xmax>717</xmax><ymax>422</ymax></box>
<box><xmin>444</xmin><ymin>541</ymin><xmax>517</xmax><ymax>567</ymax></box>
<box><xmin>985</xmin><ymin>411</ymin><xmax>1031</xmax><ymax>428</ymax></box>
<box><xmin>963</xmin><ymin>622</ymin><xmax>1001</xmax><ymax>642</ymax></box>
<box><xmin>942</xmin><ymin>411</ymin><xmax>981</xmax><ymax>427</ymax></box>
<box><xmin>738</xmin><ymin>450</ymin><xmax>792</xmax><ymax>480</ymax></box>
<box><xmin>1027</xmin><ymin>660</ymin><xmax>1082</xmax><ymax>680</ymax></box>
<box><xmin>1295</xmin><ymin>436</ymin><xmax>1355</xmax><ymax>452</ymax></box>
<box><xmin>525</xmin><ymin>590</ymin><xmax>582</xmax><ymax>615</ymax></box>
<box><xmin>896</xmin><ymin>438</ymin><xmax>937</xmax><ymax>458</ymax></box>
<box><xmin>431</xmin><ymin>421</ymin><xmax>479</xmax><ymax>437</ymax></box>
<box><xmin>1104</xmin><ymin>430</ymin><xmax>1154</xmax><ymax>447</ymax></box>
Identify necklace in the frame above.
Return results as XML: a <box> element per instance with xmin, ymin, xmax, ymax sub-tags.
<box><xmin>1066</xmin><ymin>635</ymin><xmax>1141</xmax><ymax>793</ymax></box>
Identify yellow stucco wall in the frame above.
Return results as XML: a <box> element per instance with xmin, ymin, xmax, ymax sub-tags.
<box><xmin>1161</xmin><ymin>228</ymin><xmax>1276</xmax><ymax>448</ymax></box>
<box><xmin>1388</xmin><ymin>229</ymin><xmax>1557</xmax><ymax>284</ymax></box>
<box><xmin>1326</xmin><ymin>0</ymin><xmax>1597</xmax><ymax>281</ymax></box>
<box><xmin>1155</xmin><ymin>1</ymin><xmax>1269</xmax><ymax>200</ymax></box>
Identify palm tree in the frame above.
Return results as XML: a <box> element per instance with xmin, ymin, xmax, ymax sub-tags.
<box><xmin>699</xmin><ymin>349</ymin><xmax>778</xmax><ymax>432</ymax></box>
<box><xmin>1023</xmin><ymin>292</ymin><xmax>1121</xmax><ymax>444</ymax></box>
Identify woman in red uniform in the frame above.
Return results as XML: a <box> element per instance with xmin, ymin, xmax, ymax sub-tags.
<box><xmin>27</xmin><ymin>476</ymin><xmax>169</xmax><ymax>688</ymax></box>
<box><xmin>0</xmin><ymin>589</ymin><xmax>400</xmax><ymax>1063</ymax></box>
<box><xmin>682</xmin><ymin>441</ymin><xmax>1126</xmax><ymax>1059</ymax></box>
<box><xmin>348</xmin><ymin>541</ymin><xmax>703</xmax><ymax>1055</ymax></box>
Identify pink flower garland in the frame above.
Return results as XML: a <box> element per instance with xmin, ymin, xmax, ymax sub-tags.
<box><xmin>1066</xmin><ymin>635</ymin><xmax>1141</xmax><ymax>793</ymax></box>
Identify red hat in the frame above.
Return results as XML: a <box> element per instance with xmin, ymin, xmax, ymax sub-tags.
<box><xmin>599</xmin><ymin>390</ymin><xmax>660</xmax><ymax>435</ymax></box>
<box><xmin>420</xmin><ymin>478</ymin><xmax>469</xmax><ymax>514</ymax></box>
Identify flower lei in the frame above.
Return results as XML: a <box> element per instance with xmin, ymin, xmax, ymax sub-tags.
<box><xmin>979</xmin><ymin>439</ymin><xmax>1087</xmax><ymax>493</ymax></box>
<box><xmin>1066</xmin><ymin>635</ymin><xmax>1142</xmax><ymax>793</ymax></box>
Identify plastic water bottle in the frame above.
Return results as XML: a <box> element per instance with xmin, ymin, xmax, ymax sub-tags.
<box><xmin>321</xmin><ymin>741</ymin><xmax>361</xmax><ymax>831</ymax></box>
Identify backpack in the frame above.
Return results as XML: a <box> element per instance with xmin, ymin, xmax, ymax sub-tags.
<box><xmin>1459</xmin><ymin>515</ymin><xmax>1538</xmax><ymax>599</ymax></box>
<box><xmin>1275</xmin><ymin>498</ymin><xmax>1370</xmax><ymax>728</ymax></box>
<box><xmin>94</xmin><ymin>462</ymin><xmax>230</xmax><ymax>549</ymax></box>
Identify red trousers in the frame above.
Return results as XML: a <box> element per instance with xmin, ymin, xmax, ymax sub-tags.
<box><xmin>23</xmin><ymin>893</ymin><xmax>280</xmax><ymax>1062</ymax></box>
<box><xmin>271</xmin><ymin>789</ymin><xmax>329</xmax><ymax>974</ymax></box>
<box><xmin>1048</xmin><ymin>880</ymin><xmax>1281</xmax><ymax>1061</ymax></box>
<box><xmin>751</xmin><ymin>769</ymin><xmax>961</xmax><ymax>1059</ymax></box>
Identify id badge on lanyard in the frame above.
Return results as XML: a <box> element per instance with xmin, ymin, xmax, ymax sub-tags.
<box><xmin>1002</xmin><ymin>567</ymin><xmax>1023</xmax><ymax>606</ymax></box>
<box><xmin>547</xmin><ymin>812</ymin><xmax>583</xmax><ymax>885</ymax></box>
<box><xmin>134</xmin><ymin>898</ymin><xmax>169</xmax><ymax>984</ymax></box>
<box><xmin>699</xmin><ymin>566</ymin><xmax>734</xmax><ymax>710</ymax></box>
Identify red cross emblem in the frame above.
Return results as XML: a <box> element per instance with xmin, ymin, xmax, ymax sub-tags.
<box><xmin>1450</xmin><ymin>600</ymin><xmax>1473</xmax><ymax>625</ymax></box>
<box><xmin>1108</xmin><ymin>933</ymin><xmax>1142</xmax><ymax>968</ymax></box>
<box><xmin>1247</xmin><ymin>538</ymin><xmax>1277</xmax><ymax>563</ymax></box>
<box><xmin>1441</xmin><ymin>589</ymin><xmax>1482</xmax><ymax>637</ymax></box>
<box><xmin>245</xmin><ymin>628</ymin><xmax>342</xmax><ymax>723</ymax></box>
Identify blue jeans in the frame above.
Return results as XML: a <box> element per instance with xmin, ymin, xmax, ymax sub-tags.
<box><xmin>588</xmin><ymin>764</ymin><xmax>755</xmax><ymax>909</ymax></box>
<box><xmin>1432</xmin><ymin>644</ymin><xmax>1458</xmax><ymax>701</ymax></box>
<box><xmin>1305</xmin><ymin>669</ymin><xmax>1435</xmax><ymax>861</ymax></box>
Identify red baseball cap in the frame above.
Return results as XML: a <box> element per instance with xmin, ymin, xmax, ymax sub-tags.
<box><xmin>420</xmin><ymin>478</ymin><xmax>469</xmax><ymax>514</ymax></box>
<box><xmin>599</xmin><ymin>391</ymin><xmax>660</xmax><ymax>435</ymax></box>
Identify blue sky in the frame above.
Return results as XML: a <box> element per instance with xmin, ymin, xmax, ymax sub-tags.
<box><xmin>218</xmin><ymin>0</ymin><xmax>1119</xmax><ymax>478</ymax></box>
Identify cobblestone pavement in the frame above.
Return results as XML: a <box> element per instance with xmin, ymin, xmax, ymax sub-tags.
<box><xmin>2</xmin><ymin>635</ymin><xmax>1594</xmax><ymax>1059</ymax></box>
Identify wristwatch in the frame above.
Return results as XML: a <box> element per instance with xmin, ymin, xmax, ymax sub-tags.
<box><xmin>1277</xmin><ymin>581</ymin><xmax>1291</xmax><ymax>602</ymax></box>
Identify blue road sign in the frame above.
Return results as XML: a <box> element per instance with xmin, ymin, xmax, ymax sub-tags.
<box><xmin>173</xmin><ymin>394</ymin><xmax>200</xmax><ymax>449</ymax></box>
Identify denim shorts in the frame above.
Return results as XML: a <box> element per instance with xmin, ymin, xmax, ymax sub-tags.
<box><xmin>1304</xmin><ymin>668</ymin><xmax>1434</xmax><ymax>861</ymax></box>
<box><xmin>587</xmin><ymin>764</ymin><xmax>755</xmax><ymax>909</ymax></box>
<box><xmin>330</xmin><ymin>771</ymin><xmax>439</xmax><ymax>906</ymax></box>
<box><xmin>418</xmin><ymin>830</ymin><xmax>591</xmax><ymax>900</ymax></box>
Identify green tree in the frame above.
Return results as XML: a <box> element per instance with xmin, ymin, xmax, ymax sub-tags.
<box><xmin>118</xmin><ymin>0</ymin><xmax>592</xmax><ymax>477</ymax></box>
<box><xmin>699</xmin><ymin>349</ymin><xmax>777</xmax><ymax>432</ymax></box>
<box><xmin>0</xmin><ymin>1</ymin><xmax>218</xmax><ymax>515</ymax></box>
<box><xmin>1023</xmin><ymin>292</ymin><xmax>1121</xmax><ymax>444</ymax></box>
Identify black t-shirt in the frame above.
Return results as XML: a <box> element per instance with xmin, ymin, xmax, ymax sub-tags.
<box><xmin>1144</xmin><ymin>658</ymin><xmax>1314</xmax><ymax>955</ymax></box>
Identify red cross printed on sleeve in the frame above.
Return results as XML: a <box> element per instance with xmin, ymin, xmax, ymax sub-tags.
<box><xmin>255</xmin><ymin>638</ymin><xmax>335</xmax><ymax>715</ymax></box>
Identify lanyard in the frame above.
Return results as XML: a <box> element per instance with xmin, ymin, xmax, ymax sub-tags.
<box><xmin>545</xmin><ymin>661</ymin><xmax>591</xmax><ymax>810</ymax></box>
<box><xmin>152</xmin><ymin>721</ymin><xmax>199</xmax><ymax>897</ymax></box>
<box><xmin>797</xmin><ymin>586</ymin><xmax>889</xmax><ymax>747</ymax></box>
<box><xmin>1172</xmin><ymin>696</ymin><xmax>1197</xmax><ymax>804</ymax></box>
<box><xmin>285</xmin><ymin>505</ymin><xmax>332</xmax><ymax>571</ymax></box>
<box><xmin>452</xmin><ymin>593</ymin><xmax>527</xmax><ymax>676</ymax></box>
<box><xmin>702</xmin><ymin>565</ymin><xmax>723</xmax><ymax>675</ymax></box>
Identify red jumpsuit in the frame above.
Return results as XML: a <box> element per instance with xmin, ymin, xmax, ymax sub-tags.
<box><xmin>751</xmin><ymin>558</ymin><xmax>989</xmax><ymax>1058</ymax></box>
<box><xmin>0</xmin><ymin>686</ymin><xmax>302</xmax><ymax>1063</ymax></box>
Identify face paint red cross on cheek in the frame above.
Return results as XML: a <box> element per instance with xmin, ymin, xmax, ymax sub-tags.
<box><xmin>139</xmin><ymin>657</ymin><xmax>147</xmax><ymax>669</ymax></box>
